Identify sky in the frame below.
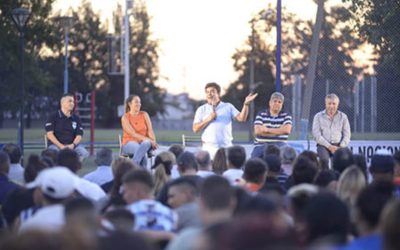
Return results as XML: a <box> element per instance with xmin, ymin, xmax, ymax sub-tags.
<box><xmin>54</xmin><ymin>0</ymin><xmax>347</xmax><ymax>100</ymax></box>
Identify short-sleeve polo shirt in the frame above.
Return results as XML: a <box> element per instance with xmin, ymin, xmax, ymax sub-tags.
<box><xmin>45</xmin><ymin>110</ymin><xmax>84</xmax><ymax>145</ymax></box>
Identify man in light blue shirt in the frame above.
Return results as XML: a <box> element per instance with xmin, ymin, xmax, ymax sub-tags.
<box><xmin>193</xmin><ymin>82</ymin><xmax>257</xmax><ymax>158</ymax></box>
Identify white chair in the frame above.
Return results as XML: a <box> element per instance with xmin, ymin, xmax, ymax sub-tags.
<box><xmin>181</xmin><ymin>134</ymin><xmax>202</xmax><ymax>147</ymax></box>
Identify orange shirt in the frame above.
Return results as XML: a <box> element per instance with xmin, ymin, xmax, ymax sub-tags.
<box><xmin>122</xmin><ymin>111</ymin><xmax>148</xmax><ymax>145</ymax></box>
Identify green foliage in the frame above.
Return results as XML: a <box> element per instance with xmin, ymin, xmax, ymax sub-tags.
<box><xmin>344</xmin><ymin>0</ymin><xmax>400</xmax><ymax>131</ymax></box>
<box><xmin>0</xmin><ymin>0</ymin><xmax>57</xmax><ymax>127</ymax></box>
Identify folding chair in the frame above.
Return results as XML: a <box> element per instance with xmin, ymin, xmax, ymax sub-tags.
<box><xmin>182</xmin><ymin>134</ymin><xmax>202</xmax><ymax>147</ymax></box>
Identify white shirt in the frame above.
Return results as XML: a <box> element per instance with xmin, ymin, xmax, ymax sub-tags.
<box><xmin>83</xmin><ymin>166</ymin><xmax>113</xmax><ymax>186</ymax></box>
<box><xmin>223</xmin><ymin>169</ymin><xmax>244</xmax><ymax>184</ymax></box>
<box><xmin>8</xmin><ymin>163</ymin><xmax>24</xmax><ymax>184</ymax></box>
<box><xmin>74</xmin><ymin>177</ymin><xmax>106</xmax><ymax>201</ymax></box>
<box><xmin>19</xmin><ymin>204</ymin><xmax>65</xmax><ymax>232</ymax></box>
<box><xmin>196</xmin><ymin>170</ymin><xmax>215</xmax><ymax>178</ymax></box>
<box><xmin>193</xmin><ymin>102</ymin><xmax>239</xmax><ymax>148</ymax></box>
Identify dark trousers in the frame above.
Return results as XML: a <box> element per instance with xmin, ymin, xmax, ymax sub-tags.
<box><xmin>316</xmin><ymin>144</ymin><xmax>340</xmax><ymax>170</ymax></box>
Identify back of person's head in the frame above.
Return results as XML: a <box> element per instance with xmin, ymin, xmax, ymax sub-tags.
<box><xmin>24</xmin><ymin>154</ymin><xmax>50</xmax><ymax>183</ymax></box>
<box><xmin>227</xmin><ymin>145</ymin><xmax>246</xmax><ymax>169</ymax></box>
<box><xmin>57</xmin><ymin>148</ymin><xmax>81</xmax><ymax>173</ymax></box>
<box><xmin>123</xmin><ymin>169</ymin><xmax>154</xmax><ymax>191</ymax></box>
<box><xmin>0</xmin><ymin>151</ymin><xmax>10</xmax><ymax>175</ymax></box>
<box><xmin>110</xmin><ymin>157</ymin><xmax>137</xmax><ymax>197</ymax></box>
<box><xmin>332</xmin><ymin>148</ymin><xmax>354</xmax><ymax>174</ymax></box>
<box><xmin>195</xmin><ymin>150</ymin><xmax>211</xmax><ymax>170</ymax></box>
<box><xmin>287</xmin><ymin>184</ymin><xmax>319</xmax><ymax>222</ymax></box>
<box><xmin>104</xmin><ymin>208</ymin><xmax>135</xmax><ymax>232</ymax></box>
<box><xmin>281</xmin><ymin>146</ymin><xmax>297</xmax><ymax>164</ymax></box>
<box><xmin>369</xmin><ymin>150</ymin><xmax>395</xmax><ymax>181</ymax></box>
<box><xmin>263</xmin><ymin>154</ymin><xmax>281</xmax><ymax>174</ymax></box>
<box><xmin>177</xmin><ymin>151</ymin><xmax>198</xmax><ymax>173</ymax></box>
<box><xmin>313</xmin><ymin>169</ymin><xmax>339</xmax><ymax>190</ymax></box>
<box><xmin>356</xmin><ymin>180</ymin><xmax>394</xmax><ymax>231</ymax></box>
<box><xmin>392</xmin><ymin>150</ymin><xmax>400</xmax><ymax>177</ymax></box>
<box><xmin>99</xmin><ymin>230</ymin><xmax>156</xmax><ymax>250</ymax></box>
<box><xmin>0</xmin><ymin>230</ymin><xmax>62</xmax><ymax>250</ymax></box>
<box><xmin>216</xmin><ymin>213</ymin><xmax>295</xmax><ymax>250</ymax></box>
<box><xmin>212</xmin><ymin>147</ymin><xmax>228</xmax><ymax>174</ymax></box>
<box><xmin>352</xmin><ymin>154</ymin><xmax>368</xmax><ymax>179</ymax></box>
<box><xmin>64</xmin><ymin>197</ymin><xmax>97</xmax><ymax>231</ymax></box>
<box><xmin>168</xmin><ymin>178</ymin><xmax>199</xmax><ymax>208</ymax></box>
<box><xmin>151</xmin><ymin>151</ymin><xmax>175</xmax><ymax>195</ymax></box>
<box><xmin>95</xmin><ymin>147</ymin><xmax>113</xmax><ymax>166</ymax></box>
<box><xmin>303</xmin><ymin>191</ymin><xmax>350</xmax><ymax>246</ymax></box>
<box><xmin>263</xmin><ymin>144</ymin><xmax>281</xmax><ymax>158</ymax></box>
<box><xmin>292</xmin><ymin>156</ymin><xmax>318</xmax><ymax>185</ymax></box>
<box><xmin>298</xmin><ymin>150</ymin><xmax>320</xmax><ymax>169</ymax></box>
<box><xmin>243</xmin><ymin>158</ymin><xmax>267</xmax><ymax>184</ymax></box>
<box><xmin>2</xmin><ymin>143</ymin><xmax>22</xmax><ymax>164</ymax></box>
<box><xmin>336</xmin><ymin>165</ymin><xmax>367</xmax><ymax>207</ymax></box>
<box><xmin>200</xmin><ymin>175</ymin><xmax>233</xmax><ymax>211</ymax></box>
<box><xmin>168</xmin><ymin>144</ymin><xmax>184</xmax><ymax>159</ymax></box>
<box><xmin>380</xmin><ymin>199</ymin><xmax>400</xmax><ymax>250</ymax></box>
<box><xmin>236</xmin><ymin>194</ymin><xmax>277</xmax><ymax>217</ymax></box>
<box><xmin>41</xmin><ymin>148</ymin><xmax>58</xmax><ymax>165</ymax></box>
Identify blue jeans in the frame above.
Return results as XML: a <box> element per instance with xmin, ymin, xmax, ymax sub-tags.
<box><xmin>122</xmin><ymin>140</ymin><xmax>152</xmax><ymax>168</ymax></box>
<box><xmin>251</xmin><ymin>141</ymin><xmax>287</xmax><ymax>159</ymax></box>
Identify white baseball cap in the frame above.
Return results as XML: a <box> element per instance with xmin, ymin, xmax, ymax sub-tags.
<box><xmin>26</xmin><ymin>167</ymin><xmax>76</xmax><ymax>199</ymax></box>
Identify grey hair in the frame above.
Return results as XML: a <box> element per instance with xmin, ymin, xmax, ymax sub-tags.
<box><xmin>270</xmin><ymin>92</ymin><xmax>284</xmax><ymax>102</ymax></box>
<box><xmin>325</xmin><ymin>93</ymin><xmax>339</xmax><ymax>102</ymax></box>
<box><xmin>95</xmin><ymin>147</ymin><xmax>113</xmax><ymax>166</ymax></box>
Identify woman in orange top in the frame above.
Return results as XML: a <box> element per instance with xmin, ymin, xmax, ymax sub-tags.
<box><xmin>121</xmin><ymin>95</ymin><xmax>158</xmax><ymax>167</ymax></box>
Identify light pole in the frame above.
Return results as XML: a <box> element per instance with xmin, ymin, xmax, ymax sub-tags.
<box><xmin>124</xmin><ymin>0</ymin><xmax>133</xmax><ymax>100</ymax></box>
<box><xmin>59</xmin><ymin>16</ymin><xmax>74</xmax><ymax>94</ymax></box>
<box><xmin>276</xmin><ymin>0</ymin><xmax>282</xmax><ymax>92</ymax></box>
<box><xmin>11</xmin><ymin>7</ymin><xmax>31</xmax><ymax>157</ymax></box>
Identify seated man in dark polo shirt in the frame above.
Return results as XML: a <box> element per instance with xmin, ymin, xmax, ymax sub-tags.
<box><xmin>251</xmin><ymin>92</ymin><xmax>292</xmax><ymax>159</ymax></box>
<box><xmin>45</xmin><ymin>93</ymin><xmax>89</xmax><ymax>159</ymax></box>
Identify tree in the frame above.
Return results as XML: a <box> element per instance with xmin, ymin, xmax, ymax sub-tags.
<box><xmin>223</xmin><ymin>10</ymin><xmax>275</xmax><ymax>115</ymax></box>
<box><xmin>344</xmin><ymin>0</ymin><xmax>400</xmax><ymax>131</ymax></box>
<box><xmin>0</xmin><ymin>0</ymin><xmax>58</xmax><ymax>128</ymax></box>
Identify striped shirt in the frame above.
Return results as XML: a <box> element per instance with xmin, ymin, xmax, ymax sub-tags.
<box><xmin>254</xmin><ymin>110</ymin><xmax>292</xmax><ymax>144</ymax></box>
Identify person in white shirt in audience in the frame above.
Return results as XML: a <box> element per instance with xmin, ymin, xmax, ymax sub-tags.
<box><xmin>223</xmin><ymin>145</ymin><xmax>246</xmax><ymax>184</ymax></box>
<box><xmin>19</xmin><ymin>167</ymin><xmax>76</xmax><ymax>232</ymax></box>
<box><xmin>2</xmin><ymin>143</ymin><xmax>24</xmax><ymax>184</ymax></box>
<box><xmin>195</xmin><ymin>150</ymin><xmax>215</xmax><ymax>178</ymax></box>
<box><xmin>84</xmin><ymin>147</ymin><xmax>113</xmax><ymax>186</ymax></box>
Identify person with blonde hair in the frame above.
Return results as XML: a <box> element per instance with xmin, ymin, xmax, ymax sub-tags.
<box><xmin>121</xmin><ymin>95</ymin><xmax>158</xmax><ymax>168</ymax></box>
<box><xmin>336</xmin><ymin>165</ymin><xmax>366</xmax><ymax>226</ymax></box>
<box><xmin>151</xmin><ymin>151</ymin><xmax>176</xmax><ymax>196</ymax></box>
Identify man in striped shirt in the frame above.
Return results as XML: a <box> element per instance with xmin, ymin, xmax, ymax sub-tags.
<box><xmin>251</xmin><ymin>92</ymin><xmax>292</xmax><ymax>158</ymax></box>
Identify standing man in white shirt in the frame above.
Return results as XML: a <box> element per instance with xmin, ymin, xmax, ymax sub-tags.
<box><xmin>312</xmin><ymin>94</ymin><xmax>351</xmax><ymax>169</ymax></box>
<box><xmin>193</xmin><ymin>82</ymin><xmax>257</xmax><ymax>158</ymax></box>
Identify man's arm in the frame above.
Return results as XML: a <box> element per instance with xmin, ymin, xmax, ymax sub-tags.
<box><xmin>235</xmin><ymin>93</ymin><xmax>258</xmax><ymax>122</ymax></box>
<box><xmin>254</xmin><ymin>124</ymin><xmax>292</xmax><ymax>136</ymax></box>
<box><xmin>46</xmin><ymin>131</ymin><xmax>64</xmax><ymax>149</ymax></box>
<box><xmin>340</xmin><ymin>114</ymin><xmax>351</xmax><ymax>147</ymax></box>
<box><xmin>192</xmin><ymin>112</ymin><xmax>216</xmax><ymax>133</ymax></box>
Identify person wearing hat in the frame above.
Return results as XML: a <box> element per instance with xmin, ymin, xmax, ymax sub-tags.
<box><xmin>369</xmin><ymin>149</ymin><xmax>395</xmax><ymax>183</ymax></box>
<box><xmin>251</xmin><ymin>92</ymin><xmax>292</xmax><ymax>159</ymax></box>
<box><xmin>312</xmin><ymin>93</ymin><xmax>351</xmax><ymax>169</ymax></box>
<box><xmin>19</xmin><ymin>167</ymin><xmax>76</xmax><ymax>232</ymax></box>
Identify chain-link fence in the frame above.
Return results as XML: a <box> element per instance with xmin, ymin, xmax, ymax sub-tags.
<box><xmin>278</xmin><ymin>1</ymin><xmax>400</xmax><ymax>140</ymax></box>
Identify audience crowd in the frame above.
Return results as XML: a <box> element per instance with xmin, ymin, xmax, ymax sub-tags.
<box><xmin>0</xmin><ymin>142</ymin><xmax>400</xmax><ymax>250</ymax></box>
